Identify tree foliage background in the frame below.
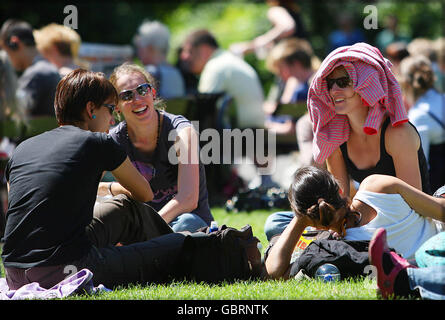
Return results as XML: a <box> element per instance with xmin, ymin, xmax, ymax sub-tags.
<box><xmin>1</xmin><ymin>0</ymin><xmax>443</xmax><ymax>91</ymax></box>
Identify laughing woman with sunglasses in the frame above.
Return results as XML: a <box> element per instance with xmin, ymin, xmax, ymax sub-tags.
<box><xmin>264</xmin><ymin>43</ymin><xmax>431</xmax><ymax>241</ymax></box>
<box><xmin>108</xmin><ymin>63</ymin><xmax>214</xmax><ymax>233</ymax></box>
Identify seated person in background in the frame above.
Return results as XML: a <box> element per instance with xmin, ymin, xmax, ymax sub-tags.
<box><xmin>307</xmin><ymin>42</ymin><xmax>431</xmax><ymax>198</ymax></box>
<box><xmin>263</xmin><ymin>37</ymin><xmax>320</xmax><ymax>166</ymax></box>
<box><xmin>133</xmin><ymin>20</ymin><xmax>185</xmax><ymax>99</ymax></box>
<box><xmin>263</xmin><ymin>38</ymin><xmax>315</xmax><ymax>116</ymax></box>
<box><xmin>34</xmin><ymin>23</ymin><xmax>84</xmax><ymax>77</ymax></box>
<box><xmin>180</xmin><ymin>29</ymin><xmax>275</xmax><ymax>189</ymax></box>
<box><xmin>263</xmin><ymin>166</ymin><xmax>445</xmax><ymax>280</ymax></box>
<box><xmin>400</xmin><ymin>55</ymin><xmax>445</xmax><ymax>192</ymax></box>
<box><xmin>108</xmin><ymin>63</ymin><xmax>214</xmax><ymax>233</ymax></box>
<box><xmin>0</xmin><ymin>19</ymin><xmax>60</xmax><ymax>118</ymax></box>
<box><xmin>180</xmin><ymin>29</ymin><xmax>265</xmax><ymax>131</ymax></box>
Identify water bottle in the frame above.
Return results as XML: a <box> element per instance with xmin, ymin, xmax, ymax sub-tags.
<box><xmin>209</xmin><ymin>221</ymin><xmax>218</xmax><ymax>233</ymax></box>
<box><xmin>314</xmin><ymin>263</ymin><xmax>341</xmax><ymax>282</ymax></box>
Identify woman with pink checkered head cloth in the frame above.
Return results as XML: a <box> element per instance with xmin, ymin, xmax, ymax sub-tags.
<box><xmin>307</xmin><ymin>42</ymin><xmax>431</xmax><ymax>197</ymax></box>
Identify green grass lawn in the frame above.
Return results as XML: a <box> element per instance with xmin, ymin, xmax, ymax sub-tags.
<box><xmin>0</xmin><ymin>208</ymin><xmax>387</xmax><ymax>300</ymax></box>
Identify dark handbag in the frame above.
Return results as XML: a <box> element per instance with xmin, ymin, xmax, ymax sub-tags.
<box><xmin>291</xmin><ymin>239</ymin><xmax>371</xmax><ymax>279</ymax></box>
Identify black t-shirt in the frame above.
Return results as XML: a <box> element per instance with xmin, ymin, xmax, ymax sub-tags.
<box><xmin>17</xmin><ymin>55</ymin><xmax>61</xmax><ymax>117</ymax></box>
<box><xmin>2</xmin><ymin>126</ymin><xmax>127</xmax><ymax>268</ymax></box>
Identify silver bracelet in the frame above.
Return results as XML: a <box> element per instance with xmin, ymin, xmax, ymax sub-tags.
<box><xmin>108</xmin><ymin>182</ymin><xmax>114</xmax><ymax>196</ymax></box>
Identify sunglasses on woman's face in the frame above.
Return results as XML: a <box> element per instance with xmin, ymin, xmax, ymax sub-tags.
<box><xmin>102</xmin><ymin>103</ymin><xmax>115</xmax><ymax>115</ymax></box>
<box><xmin>118</xmin><ymin>83</ymin><xmax>152</xmax><ymax>101</ymax></box>
<box><xmin>326</xmin><ymin>76</ymin><xmax>351</xmax><ymax>90</ymax></box>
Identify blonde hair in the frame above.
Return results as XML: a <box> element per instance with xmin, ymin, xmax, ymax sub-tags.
<box><xmin>109</xmin><ymin>62</ymin><xmax>164</xmax><ymax>110</ymax></box>
<box><xmin>400</xmin><ymin>55</ymin><xmax>436</xmax><ymax>100</ymax></box>
<box><xmin>34</xmin><ymin>23</ymin><xmax>81</xmax><ymax>58</ymax></box>
<box><xmin>407</xmin><ymin>38</ymin><xmax>437</xmax><ymax>62</ymax></box>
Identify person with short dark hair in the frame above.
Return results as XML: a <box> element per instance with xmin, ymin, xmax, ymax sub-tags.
<box><xmin>264</xmin><ymin>166</ymin><xmax>445</xmax><ymax>280</ymax></box>
<box><xmin>1</xmin><ymin>68</ymin><xmax>167</xmax><ymax>290</ymax></box>
<box><xmin>181</xmin><ymin>30</ymin><xmax>275</xmax><ymax>189</ymax></box>
<box><xmin>0</xmin><ymin>19</ymin><xmax>60</xmax><ymax>118</ymax></box>
<box><xmin>180</xmin><ymin>29</ymin><xmax>265</xmax><ymax>130</ymax></box>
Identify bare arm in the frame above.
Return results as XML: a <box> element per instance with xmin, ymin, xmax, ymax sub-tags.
<box><xmin>229</xmin><ymin>6</ymin><xmax>295</xmax><ymax>55</ymax></box>
<box><xmin>158</xmin><ymin>126</ymin><xmax>200</xmax><ymax>223</ymax></box>
<box><xmin>360</xmin><ymin>174</ymin><xmax>445</xmax><ymax>222</ymax></box>
<box><xmin>109</xmin><ymin>157</ymin><xmax>154</xmax><ymax>202</ymax></box>
<box><xmin>385</xmin><ymin>123</ymin><xmax>423</xmax><ymax>191</ymax></box>
<box><xmin>251</xmin><ymin>6</ymin><xmax>296</xmax><ymax>49</ymax></box>
<box><xmin>326</xmin><ymin>148</ymin><xmax>350</xmax><ymax>196</ymax></box>
<box><xmin>264</xmin><ymin>215</ymin><xmax>309</xmax><ymax>280</ymax></box>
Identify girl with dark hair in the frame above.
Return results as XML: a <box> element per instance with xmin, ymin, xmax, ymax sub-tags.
<box><xmin>264</xmin><ymin>166</ymin><xmax>444</xmax><ymax>280</ymax></box>
<box><xmin>2</xmin><ymin>69</ymin><xmax>162</xmax><ymax>290</ymax></box>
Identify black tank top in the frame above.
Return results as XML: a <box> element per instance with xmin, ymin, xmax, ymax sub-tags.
<box><xmin>340</xmin><ymin>117</ymin><xmax>432</xmax><ymax>194</ymax></box>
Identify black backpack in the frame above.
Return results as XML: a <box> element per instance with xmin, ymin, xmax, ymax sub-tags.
<box><xmin>291</xmin><ymin>239</ymin><xmax>371</xmax><ymax>279</ymax></box>
<box><xmin>178</xmin><ymin>224</ymin><xmax>262</xmax><ymax>283</ymax></box>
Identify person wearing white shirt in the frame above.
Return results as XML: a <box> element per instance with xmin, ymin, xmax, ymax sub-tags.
<box><xmin>400</xmin><ymin>55</ymin><xmax>445</xmax><ymax>191</ymax></box>
<box><xmin>180</xmin><ymin>29</ymin><xmax>265</xmax><ymax>130</ymax></box>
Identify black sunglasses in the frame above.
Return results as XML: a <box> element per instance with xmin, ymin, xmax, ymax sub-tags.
<box><xmin>118</xmin><ymin>83</ymin><xmax>152</xmax><ymax>101</ymax></box>
<box><xmin>103</xmin><ymin>103</ymin><xmax>115</xmax><ymax>114</ymax></box>
<box><xmin>326</xmin><ymin>76</ymin><xmax>351</xmax><ymax>90</ymax></box>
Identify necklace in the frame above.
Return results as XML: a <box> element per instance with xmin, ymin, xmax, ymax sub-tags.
<box><xmin>126</xmin><ymin>108</ymin><xmax>161</xmax><ymax>152</ymax></box>
<box><xmin>126</xmin><ymin>109</ymin><xmax>161</xmax><ymax>177</ymax></box>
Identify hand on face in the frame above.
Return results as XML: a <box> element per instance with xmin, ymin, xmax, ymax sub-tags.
<box><xmin>297</xmin><ymin>205</ymin><xmax>349</xmax><ymax>238</ymax></box>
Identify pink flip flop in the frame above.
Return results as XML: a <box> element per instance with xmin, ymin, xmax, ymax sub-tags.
<box><xmin>369</xmin><ymin>228</ymin><xmax>416</xmax><ymax>299</ymax></box>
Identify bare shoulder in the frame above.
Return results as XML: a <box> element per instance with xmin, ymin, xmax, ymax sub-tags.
<box><xmin>267</xmin><ymin>5</ymin><xmax>295</xmax><ymax>23</ymax></box>
<box><xmin>385</xmin><ymin>122</ymin><xmax>420</xmax><ymax>155</ymax></box>
<box><xmin>359</xmin><ymin>174</ymin><xmax>400</xmax><ymax>194</ymax></box>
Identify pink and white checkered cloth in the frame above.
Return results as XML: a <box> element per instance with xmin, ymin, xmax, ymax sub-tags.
<box><xmin>307</xmin><ymin>42</ymin><xmax>408</xmax><ymax>164</ymax></box>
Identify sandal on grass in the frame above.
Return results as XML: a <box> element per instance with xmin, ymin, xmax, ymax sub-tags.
<box><xmin>369</xmin><ymin>228</ymin><xmax>417</xmax><ymax>299</ymax></box>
